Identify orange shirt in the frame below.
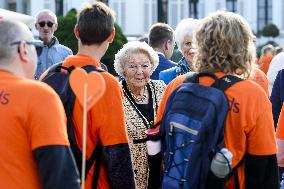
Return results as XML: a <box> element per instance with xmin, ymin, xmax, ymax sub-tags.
<box><xmin>258</xmin><ymin>55</ymin><xmax>274</xmax><ymax>74</ymax></box>
<box><xmin>0</xmin><ymin>70</ymin><xmax>69</xmax><ymax>189</ymax></box>
<box><xmin>62</xmin><ymin>53</ymin><xmax>129</xmax><ymax>189</ymax></box>
<box><xmin>249</xmin><ymin>68</ymin><xmax>269</xmax><ymax>96</ymax></box>
<box><xmin>156</xmin><ymin>72</ymin><xmax>276</xmax><ymax>189</ymax></box>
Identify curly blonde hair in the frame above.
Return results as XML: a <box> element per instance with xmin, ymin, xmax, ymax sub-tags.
<box><xmin>193</xmin><ymin>11</ymin><xmax>256</xmax><ymax>78</ymax></box>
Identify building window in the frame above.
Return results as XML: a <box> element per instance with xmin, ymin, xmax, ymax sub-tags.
<box><xmin>23</xmin><ymin>1</ymin><xmax>28</xmax><ymax>14</ymax></box>
<box><xmin>226</xmin><ymin>0</ymin><xmax>237</xmax><ymax>12</ymax></box>
<box><xmin>282</xmin><ymin>1</ymin><xmax>284</xmax><ymax>30</ymax></box>
<box><xmin>239</xmin><ymin>0</ymin><xmax>244</xmax><ymax>16</ymax></box>
<box><xmin>55</xmin><ymin>0</ymin><xmax>63</xmax><ymax>16</ymax></box>
<box><xmin>8</xmin><ymin>2</ymin><xmax>16</xmax><ymax>11</ymax></box>
<box><xmin>168</xmin><ymin>0</ymin><xmax>188</xmax><ymax>29</ymax></box>
<box><xmin>111</xmin><ymin>0</ymin><xmax>126</xmax><ymax>32</ymax></box>
<box><xmin>44</xmin><ymin>0</ymin><xmax>50</xmax><ymax>9</ymax></box>
<box><xmin>189</xmin><ymin>0</ymin><xmax>198</xmax><ymax>18</ymax></box>
<box><xmin>144</xmin><ymin>0</ymin><xmax>157</xmax><ymax>32</ymax></box>
<box><xmin>257</xmin><ymin>0</ymin><xmax>272</xmax><ymax>32</ymax></box>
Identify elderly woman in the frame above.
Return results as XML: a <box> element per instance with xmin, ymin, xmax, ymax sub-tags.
<box><xmin>114</xmin><ymin>41</ymin><xmax>166</xmax><ymax>189</ymax></box>
<box><xmin>159</xmin><ymin>18</ymin><xmax>199</xmax><ymax>84</ymax></box>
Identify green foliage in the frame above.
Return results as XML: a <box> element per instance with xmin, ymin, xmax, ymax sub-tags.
<box><xmin>54</xmin><ymin>8</ymin><xmax>128</xmax><ymax>76</ymax></box>
<box><xmin>101</xmin><ymin>23</ymin><xmax>128</xmax><ymax>76</ymax></box>
<box><xmin>262</xmin><ymin>23</ymin><xmax>280</xmax><ymax>38</ymax></box>
<box><xmin>170</xmin><ymin>44</ymin><xmax>182</xmax><ymax>63</ymax></box>
<box><xmin>55</xmin><ymin>8</ymin><xmax>78</xmax><ymax>53</ymax></box>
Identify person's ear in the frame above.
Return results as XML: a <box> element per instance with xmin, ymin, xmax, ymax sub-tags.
<box><xmin>35</xmin><ymin>23</ymin><xmax>39</xmax><ymax>30</ymax></box>
<box><xmin>74</xmin><ymin>24</ymin><xmax>80</xmax><ymax>40</ymax></box>
<box><xmin>107</xmin><ymin>28</ymin><xmax>115</xmax><ymax>43</ymax></box>
<box><xmin>54</xmin><ymin>23</ymin><xmax>58</xmax><ymax>31</ymax></box>
<box><xmin>164</xmin><ymin>40</ymin><xmax>170</xmax><ymax>51</ymax></box>
<box><xmin>18</xmin><ymin>42</ymin><xmax>29</xmax><ymax>63</ymax></box>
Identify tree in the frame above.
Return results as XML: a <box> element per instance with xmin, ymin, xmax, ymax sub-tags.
<box><xmin>55</xmin><ymin>8</ymin><xmax>78</xmax><ymax>53</ymax></box>
<box><xmin>262</xmin><ymin>23</ymin><xmax>280</xmax><ymax>38</ymax></box>
<box><xmin>101</xmin><ymin>23</ymin><xmax>128</xmax><ymax>76</ymax></box>
<box><xmin>54</xmin><ymin>9</ymin><xmax>128</xmax><ymax>76</ymax></box>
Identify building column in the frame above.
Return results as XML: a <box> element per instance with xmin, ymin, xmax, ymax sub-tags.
<box><xmin>0</xmin><ymin>0</ymin><xmax>6</xmax><ymax>8</ymax></box>
<box><xmin>272</xmin><ymin>0</ymin><xmax>283</xmax><ymax>33</ymax></box>
<box><xmin>16</xmin><ymin>0</ymin><xmax>23</xmax><ymax>13</ymax></box>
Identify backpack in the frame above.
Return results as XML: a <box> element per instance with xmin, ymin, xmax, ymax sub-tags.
<box><xmin>159</xmin><ymin>72</ymin><xmax>242</xmax><ymax>189</ymax></box>
<box><xmin>41</xmin><ymin>62</ymin><xmax>104</xmax><ymax>189</ymax></box>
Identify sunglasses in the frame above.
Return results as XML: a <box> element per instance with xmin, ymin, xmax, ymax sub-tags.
<box><xmin>10</xmin><ymin>40</ymin><xmax>44</xmax><ymax>56</ymax></box>
<box><xmin>38</xmin><ymin>21</ymin><xmax>54</xmax><ymax>28</ymax></box>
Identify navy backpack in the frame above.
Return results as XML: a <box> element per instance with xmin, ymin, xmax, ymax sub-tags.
<box><xmin>160</xmin><ymin>72</ymin><xmax>242</xmax><ymax>189</ymax></box>
<box><xmin>41</xmin><ymin>62</ymin><xmax>104</xmax><ymax>189</ymax></box>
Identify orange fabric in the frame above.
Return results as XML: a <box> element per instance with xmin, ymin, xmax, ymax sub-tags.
<box><xmin>258</xmin><ymin>55</ymin><xmax>274</xmax><ymax>74</ymax></box>
<box><xmin>156</xmin><ymin>72</ymin><xmax>276</xmax><ymax>189</ymax></box>
<box><xmin>276</xmin><ymin>103</ymin><xmax>284</xmax><ymax>140</ymax></box>
<box><xmin>62</xmin><ymin>53</ymin><xmax>129</xmax><ymax>189</ymax></box>
<box><xmin>0</xmin><ymin>70</ymin><xmax>69</xmax><ymax>189</ymax></box>
<box><xmin>249</xmin><ymin>68</ymin><xmax>269</xmax><ymax>96</ymax></box>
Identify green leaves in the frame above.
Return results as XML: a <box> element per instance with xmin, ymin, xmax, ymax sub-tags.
<box><xmin>262</xmin><ymin>23</ymin><xmax>280</xmax><ymax>38</ymax></box>
<box><xmin>101</xmin><ymin>23</ymin><xmax>127</xmax><ymax>75</ymax></box>
<box><xmin>55</xmin><ymin>8</ymin><xmax>78</xmax><ymax>53</ymax></box>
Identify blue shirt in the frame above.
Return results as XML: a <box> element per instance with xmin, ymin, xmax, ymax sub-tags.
<box><xmin>159</xmin><ymin>57</ymin><xmax>192</xmax><ymax>85</ymax></box>
<box><xmin>150</xmin><ymin>52</ymin><xmax>176</xmax><ymax>80</ymax></box>
<box><xmin>35</xmin><ymin>37</ymin><xmax>73</xmax><ymax>79</ymax></box>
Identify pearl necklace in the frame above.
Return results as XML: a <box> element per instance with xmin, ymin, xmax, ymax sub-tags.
<box><xmin>129</xmin><ymin>86</ymin><xmax>148</xmax><ymax>103</ymax></box>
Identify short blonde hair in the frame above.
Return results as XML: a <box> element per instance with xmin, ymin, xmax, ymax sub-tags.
<box><xmin>193</xmin><ymin>11</ymin><xmax>256</xmax><ymax>78</ymax></box>
<box><xmin>114</xmin><ymin>41</ymin><xmax>159</xmax><ymax>77</ymax></box>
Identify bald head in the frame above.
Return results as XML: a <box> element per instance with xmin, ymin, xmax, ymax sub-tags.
<box><xmin>0</xmin><ymin>20</ymin><xmax>33</xmax><ymax>63</ymax></box>
<box><xmin>0</xmin><ymin>20</ymin><xmax>39</xmax><ymax>79</ymax></box>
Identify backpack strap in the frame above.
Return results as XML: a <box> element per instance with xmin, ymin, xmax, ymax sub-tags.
<box><xmin>212</xmin><ymin>75</ymin><xmax>244</xmax><ymax>189</ymax></box>
<box><xmin>183</xmin><ymin>72</ymin><xmax>219</xmax><ymax>83</ymax></box>
<box><xmin>63</xmin><ymin>64</ymin><xmax>104</xmax><ymax>188</ymax></box>
<box><xmin>45</xmin><ymin>62</ymin><xmax>75</xmax><ymax>74</ymax></box>
<box><xmin>227</xmin><ymin>153</ymin><xmax>246</xmax><ymax>189</ymax></box>
<box><xmin>186</xmin><ymin>73</ymin><xmax>244</xmax><ymax>188</ymax></box>
<box><xmin>211</xmin><ymin>75</ymin><xmax>243</xmax><ymax>92</ymax></box>
<box><xmin>211</xmin><ymin>74</ymin><xmax>243</xmax><ymax>149</ymax></box>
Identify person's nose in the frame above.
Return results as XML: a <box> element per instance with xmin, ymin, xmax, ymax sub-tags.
<box><xmin>43</xmin><ymin>24</ymin><xmax>49</xmax><ymax>29</ymax></box>
<box><xmin>136</xmin><ymin>66</ymin><xmax>143</xmax><ymax>74</ymax></box>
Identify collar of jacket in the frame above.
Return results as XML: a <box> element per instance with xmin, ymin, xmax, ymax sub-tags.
<box><xmin>40</xmin><ymin>37</ymin><xmax>58</xmax><ymax>48</ymax></box>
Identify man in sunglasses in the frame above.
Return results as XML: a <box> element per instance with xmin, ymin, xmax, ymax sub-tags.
<box><xmin>34</xmin><ymin>9</ymin><xmax>73</xmax><ymax>79</ymax></box>
<box><xmin>0</xmin><ymin>20</ymin><xmax>80</xmax><ymax>189</ymax></box>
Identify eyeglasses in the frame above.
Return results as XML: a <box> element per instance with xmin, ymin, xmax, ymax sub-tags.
<box><xmin>38</xmin><ymin>21</ymin><xmax>54</xmax><ymax>28</ymax></box>
<box><xmin>127</xmin><ymin>64</ymin><xmax>152</xmax><ymax>72</ymax></box>
<box><xmin>10</xmin><ymin>40</ymin><xmax>44</xmax><ymax>56</ymax></box>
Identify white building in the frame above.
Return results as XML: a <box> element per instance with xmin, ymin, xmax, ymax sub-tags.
<box><xmin>1</xmin><ymin>0</ymin><xmax>284</xmax><ymax>43</ymax></box>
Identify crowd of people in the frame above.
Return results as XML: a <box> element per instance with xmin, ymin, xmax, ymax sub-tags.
<box><xmin>1</xmin><ymin>1</ymin><xmax>284</xmax><ymax>189</ymax></box>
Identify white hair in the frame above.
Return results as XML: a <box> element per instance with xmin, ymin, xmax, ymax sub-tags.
<box><xmin>114</xmin><ymin>41</ymin><xmax>159</xmax><ymax>77</ymax></box>
<box><xmin>35</xmin><ymin>9</ymin><xmax>57</xmax><ymax>24</ymax></box>
<box><xmin>175</xmin><ymin>18</ymin><xmax>199</xmax><ymax>51</ymax></box>
<box><xmin>0</xmin><ymin>20</ymin><xmax>32</xmax><ymax>64</ymax></box>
